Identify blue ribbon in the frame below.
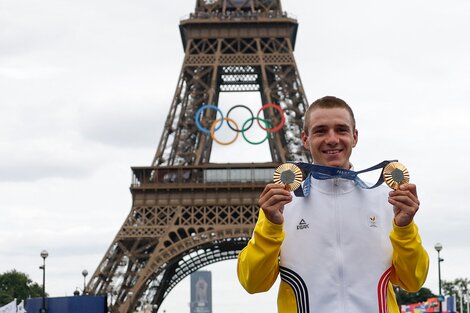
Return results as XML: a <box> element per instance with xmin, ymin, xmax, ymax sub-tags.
<box><xmin>290</xmin><ymin>160</ymin><xmax>397</xmax><ymax>197</ymax></box>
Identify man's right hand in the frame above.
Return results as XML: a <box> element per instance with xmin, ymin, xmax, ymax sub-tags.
<box><xmin>258</xmin><ymin>183</ymin><xmax>293</xmax><ymax>225</ymax></box>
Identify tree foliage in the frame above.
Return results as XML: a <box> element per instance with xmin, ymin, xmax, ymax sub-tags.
<box><xmin>394</xmin><ymin>286</ymin><xmax>436</xmax><ymax>305</ymax></box>
<box><xmin>442</xmin><ymin>278</ymin><xmax>469</xmax><ymax>313</ymax></box>
<box><xmin>0</xmin><ymin>270</ymin><xmax>43</xmax><ymax>306</ymax></box>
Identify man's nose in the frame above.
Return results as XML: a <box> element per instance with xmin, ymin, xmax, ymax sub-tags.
<box><xmin>325</xmin><ymin>130</ymin><xmax>339</xmax><ymax>144</ymax></box>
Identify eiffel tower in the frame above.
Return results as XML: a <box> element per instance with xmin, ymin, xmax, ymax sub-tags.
<box><xmin>87</xmin><ymin>1</ymin><xmax>311</xmax><ymax>312</ymax></box>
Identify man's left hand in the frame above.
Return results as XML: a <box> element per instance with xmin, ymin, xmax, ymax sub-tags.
<box><xmin>388</xmin><ymin>183</ymin><xmax>420</xmax><ymax>227</ymax></box>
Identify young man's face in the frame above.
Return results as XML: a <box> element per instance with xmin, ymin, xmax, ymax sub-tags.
<box><xmin>301</xmin><ymin>107</ymin><xmax>358</xmax><ymax>169</ymax></box>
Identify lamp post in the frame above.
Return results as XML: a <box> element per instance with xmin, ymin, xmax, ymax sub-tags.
<box><xmin>458</xmin><ymin>287</ymin><xmax>463</xmax><ymax>313</ymax></box>
<box><xmin>82</xmin><ymin>269</ymin><xmax>88</xmax><ymax>295</ymax></box>
<box><xmin>434</xmin><ymin>243</ymin><xmax>444</xmax><ymax>313</ymax></box>
<box><xmin>466</xmin><ymin>292</ymin><xmax>469</xmax><ymax>313</ymax></box>
<box><xmin>39</xmin><ymin>250</ymin><xmax>49</xmax><ymax>313</ymax></box>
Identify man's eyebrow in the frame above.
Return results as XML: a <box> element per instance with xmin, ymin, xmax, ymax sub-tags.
<box><xmin>336</xmin><ymin>123</ymin><xmax>352</xmax><ymax>129</ymax></box>
<box><xmin>311</xmin><ymin>123</ymin><xmax>351</xmax><ymax>129</ymax></box>
<box><xmin>311</xmin><ymin>124</ymin><xmax>327</xmax><ymax>130</ymax></box>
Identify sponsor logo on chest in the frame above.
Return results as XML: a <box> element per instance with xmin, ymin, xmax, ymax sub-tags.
<box><xmin>297</xmin><ymin>218</ymin><xmax>309</xmax><ymax>230</ymax></box>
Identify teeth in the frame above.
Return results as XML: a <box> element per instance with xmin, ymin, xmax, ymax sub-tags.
<box><xmin>325</xmin><ymin>150</ymin><xmax>339</xmax><ymax>154</ymax></box>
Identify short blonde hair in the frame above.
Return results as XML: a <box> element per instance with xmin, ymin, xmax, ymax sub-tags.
<box><xmin>303</xmin><ymin>96</ymin><xmax>356</xmax><ymax>134</ymax></box>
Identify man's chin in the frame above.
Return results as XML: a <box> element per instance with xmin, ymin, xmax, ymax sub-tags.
<box><xmin>325</xmin><ymin>160</ymin><xmax>347</xmax><ymax>169</ymax></box>
<box><xmin>314</xmin><ymin>157</ymin><xmax>348</xmax><ymax>169</ymax></box>
<box><xmin>327</xmin><ymin>163</ymin><xmax>341</xmax><ymax>168</ymax></box>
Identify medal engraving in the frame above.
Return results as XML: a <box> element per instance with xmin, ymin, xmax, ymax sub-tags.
<box><xmin>273</xmin><ymin>163</ymin><xmax>303</xmax><ymax>191</ymax></box>
<box><xmin>383</xmin><ymin>162</ymin><xmax>410</xmax><ymax>190</ymax></box>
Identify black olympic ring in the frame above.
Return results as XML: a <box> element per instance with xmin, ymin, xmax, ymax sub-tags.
<box><xmin>226</xmin><ymin>105</ymin><xmax>254</xmax><ymax>132</ymax></box>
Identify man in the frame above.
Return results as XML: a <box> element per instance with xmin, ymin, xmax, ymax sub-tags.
<box><xmin>237</xmin><ymin>96</ymin><xmax>429</xmax><ymax>313</ymax></box>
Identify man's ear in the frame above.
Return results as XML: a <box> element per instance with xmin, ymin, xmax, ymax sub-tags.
<box><xmin>301</xmin><ymin>130</ymin><xmax>308</xmax><ymax>149</ymax></box>
<box><xmin>353</xmin><ymin>129</ymin><xmax>358</xmax><ymax>147</ymax></box>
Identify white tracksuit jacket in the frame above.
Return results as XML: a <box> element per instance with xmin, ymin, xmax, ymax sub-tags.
<box><xmin>238</xmin><ymin>176</ymin><xmax>429</xmax><ymax>313</ymax></box>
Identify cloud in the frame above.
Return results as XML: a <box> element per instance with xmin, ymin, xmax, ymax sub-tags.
<box><xmin>77</xmin><ymin>97</ymin><xmax>165</xmax><ymax>149</ymax></box>
<box><xmin>0</xmin><ymin>134</ymin><xmax>103</xmax><ymax>182</ymax></box>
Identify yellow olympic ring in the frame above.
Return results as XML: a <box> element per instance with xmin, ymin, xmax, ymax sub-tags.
<box><xmin>210</xmin><ymin>117</ymin><xmax>239</xmax><ymax>145</ymax></box>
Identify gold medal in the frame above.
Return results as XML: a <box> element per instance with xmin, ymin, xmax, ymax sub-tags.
<box><xmin>273</xmin><ymin>163</ymin><xmax>303</xmax><ymax>191</ymax></box>
<box><xmin>383</xmin><ymin>162</ymin><xmax>410</xmax><ymax>190</ymax></box>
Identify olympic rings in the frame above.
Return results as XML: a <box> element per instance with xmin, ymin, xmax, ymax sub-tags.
<box><xmin>241</xmin><ymin>117</ymin><xmax>271</xmax><ymax>145</ymax></box>
<box><xmin>257</xmin><ymin>103</ymin><xmax>285</xmax><ymax>133</ymax></box>
<box><xmin>210</xmin><ymin>117</ymin><xmax>240</xmax><ymax>145</ymax></box>
<box><xmin>194</xmin><ymin>103</ymin><xmax>285</xmax><ymax>145</ymax></box>
<box><xmin>226</xmin><ymin>105</ymin><xmax>254</xmax><ymax>132</ymax></box>
<box><xmin>195</xmin><ymin>104</ymin><xmax>224</xmax><ymax>134</ymax></box>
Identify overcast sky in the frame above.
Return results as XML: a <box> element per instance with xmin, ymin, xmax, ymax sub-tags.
<box><xmin>1</xmin><ymin>1</ymin><xmax>470</xmax><ymax>312</ymax></box>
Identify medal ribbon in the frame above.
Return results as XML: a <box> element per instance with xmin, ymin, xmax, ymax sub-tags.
<box><xmin>290</xmin><ymin>160</ymin><xmax>398</xmax><ymax>197</ymax></box>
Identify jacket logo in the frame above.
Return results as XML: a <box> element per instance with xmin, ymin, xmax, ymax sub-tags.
<box><xmin>297</xmin><ymin>219</ymin><xmax>309</xmax><ymax>230</ymax></box>
<box><xmin>369</xmin><ymin>216</ymin><xmax>377</xmax><ymax>227</ymax></box>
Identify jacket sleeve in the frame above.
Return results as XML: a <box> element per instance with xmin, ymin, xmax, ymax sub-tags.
<box><xmin>389</xmin><ymin>221</ymin><xmax>429</xmax><ymax>292</ymax></box>
<box><xmin>237</xmin><ymin>209</ymin><xmax>285</xmax><ymax>294</ymax></box>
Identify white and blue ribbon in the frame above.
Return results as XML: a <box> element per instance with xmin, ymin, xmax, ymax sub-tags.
<box><xmin>290</xmin><ymin>160</ymin><xmax>397</xmax><ymax>197</ymax></box>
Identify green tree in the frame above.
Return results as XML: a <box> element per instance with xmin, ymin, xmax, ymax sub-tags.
<box><xmin>0</xmin><ymin>270</ymin><xmax>43</xmax><ymax>306</ymax></box>
<box><xmin>394</xmin><ymin>286</ymin><xmax>436</xmax><ymax>305</ymax></box>
<box><xmin>442</xmin><ymin>278</ymin><xmax>469</xmax><ymax>313</ymax></box>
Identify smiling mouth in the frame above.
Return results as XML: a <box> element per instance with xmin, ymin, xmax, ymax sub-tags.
<box><xmin>324</xmin><ymin>149</ymin><xmax>342</xmax><ymax>154</ymax></box>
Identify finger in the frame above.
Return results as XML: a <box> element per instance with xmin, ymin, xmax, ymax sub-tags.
<box><xmin>401</xmin><ymin>183</ymin><xmax>418</xmax><ymax>197</ymax></box>
<box><xmin>390</xmin><ymin>183</ymin><xmax>418</xmax><ymax>197</ymax></box>
<box><xmin>263</xmin><ymin>184</ymin><xmax>292</xmax><ymax>199</ymax></box>
<box><xmin>389</xmin><ymin>187</ymin><xmax>419</xmax><ymax>206</ymax></box>
<box><xmin>259</xmin><ymin>191</ymin><xmax>292</xmax><ymax>208</ymax></box>
<box><xmin>260</xmin><ymin>183</ymin><xmax>289</xmax><ymax>198</ymax></box>
<box><xmin>388</xmin><ymin>197</ymin><xmax>419</xmax><ymax>217</ymax></box>
<box><xmin>389</xmin><ymin>193</ymin><xmax>419</xmax><ymax>207</ymax></box>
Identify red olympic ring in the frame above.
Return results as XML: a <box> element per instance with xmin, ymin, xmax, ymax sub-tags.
<box><xmin>256</xmin><ymin>103</ymin><xmax>285</xmax><ymax>133</ymax></box>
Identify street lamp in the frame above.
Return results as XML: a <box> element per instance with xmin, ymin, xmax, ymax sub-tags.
<box><xmin>82</xmin><ymin>269</ymin><xmax>88</xmax><ymax>295</ymax></box>
<box><xmin>458</xmin><ymin>287</ymin><xmax>463</xmax><ymax>313</ymax></box>
<box><xmin>466</xmin><ymin>292</ymin><xmax>469</xmax><ymax>313</ymax></box>
<box><xmin>434</xmin><ymin>243</ymin><xmax>444</xmax><ymax>313</ymax></box>
<box><xmin>39</xmin><ymin>250</ymin><xmax>49</xmax><ymax>313</ymax></box>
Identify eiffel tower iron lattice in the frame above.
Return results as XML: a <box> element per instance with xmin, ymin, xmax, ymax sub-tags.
<box><xmin>87</xmin><ymin>1</ymin><xmax>311</xmax><ymax>312</ymax></box>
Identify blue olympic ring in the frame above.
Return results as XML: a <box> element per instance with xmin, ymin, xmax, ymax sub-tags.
<box><xmin>195</xmin><ymin>104</ymin><xmax>224</xmax><ymax>134</ymax></box>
